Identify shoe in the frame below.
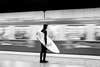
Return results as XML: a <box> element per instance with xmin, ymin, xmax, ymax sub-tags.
<box><xmin>40</xmin><ymin>60</ymin><xmax>43</xmax><ymax>63</ymax></box>
<box><xmin>42</xmin><ymin>60</ymin><xmax>48</xmax><ymax>63</ymax></box>
<box><xmin>40</xmin><ymin>60</ymin><xmax>48</xmax><ymax>63</ymax></box>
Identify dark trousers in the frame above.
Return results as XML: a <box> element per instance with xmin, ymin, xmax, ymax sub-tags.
<box><xmin>40</xmin><ymin>44</ymin><xmax>47</xmax><ymax>61</ymax></box>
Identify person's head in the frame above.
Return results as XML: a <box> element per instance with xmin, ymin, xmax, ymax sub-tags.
<box><xmin>41</xmin><ymin>24</ymin><xmax>48</xmax><ymax>32</ymax></box>
<box><xmin>43</xmin><ymin>24</ymin><xmax>48</xmax><ymax>29</ymax></box>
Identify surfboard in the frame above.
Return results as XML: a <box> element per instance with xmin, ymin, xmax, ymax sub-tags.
<box><xmin>36</xmin><ymin>32</ymin><xmax>60</xmax><ymax>53</ymax></box>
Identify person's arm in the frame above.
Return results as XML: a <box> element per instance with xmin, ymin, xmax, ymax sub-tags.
<box><xmin>44</xmin><ymin>31</ymin><xmax>47</xmax><ymax>45</ymax></box>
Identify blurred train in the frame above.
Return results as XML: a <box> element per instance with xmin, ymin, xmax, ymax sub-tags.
<box><xmin>0</xmin><ymin>8</ymin><xmax>100</xmax><ymax>48</ymax></box>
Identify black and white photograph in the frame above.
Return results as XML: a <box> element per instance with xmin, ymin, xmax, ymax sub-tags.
<box><xmin>0</xmin><ymin>0</ymin><xmax>100</xmax><ymax>67</ymax></box>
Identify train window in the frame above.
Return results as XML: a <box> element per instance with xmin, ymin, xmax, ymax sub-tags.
<box><xmin>47</xmin><ymin>24</ymin><xmax>86</xmax><ymax>41</ymax></box>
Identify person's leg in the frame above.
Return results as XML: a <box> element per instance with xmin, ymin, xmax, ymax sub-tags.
<box><xmin>40</xmin><ymin>52</ymin><xmax>43</xmax><ymax>62</ymax></box>
<box><xmin>43</xmin><ymin>47</ymin><xmax>46</xmax><ymax>61</ymax></box>
<box><xmin>40</xmin><ymin>44</ymin><xmax>48</xmax><ymax>63</ymax></box>
<box><xmin>43</xmin><ymin>47</ymin><xmax>48</xmax><ymax>63</ymax></box>
<box><xmin>40</xmin><ymin>44</ymin><xmax>44</xmax><ymax>62</ymax></box>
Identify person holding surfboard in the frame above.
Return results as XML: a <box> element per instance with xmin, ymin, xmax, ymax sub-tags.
<box><xmin>40</xmin><ymin>24</ymin><xmax>48</xmax><ymax>63</ymax></box>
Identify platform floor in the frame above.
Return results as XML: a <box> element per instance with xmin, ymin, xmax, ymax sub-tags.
<box><xmin>0</xmin><ymin>59</ymin><xmax>85</xmax><ymax>67</ymax></box>
<box><xmin>0</xmin><ymin>51</ymin><xmax>99</xmax><ymax>67</ymax></box>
